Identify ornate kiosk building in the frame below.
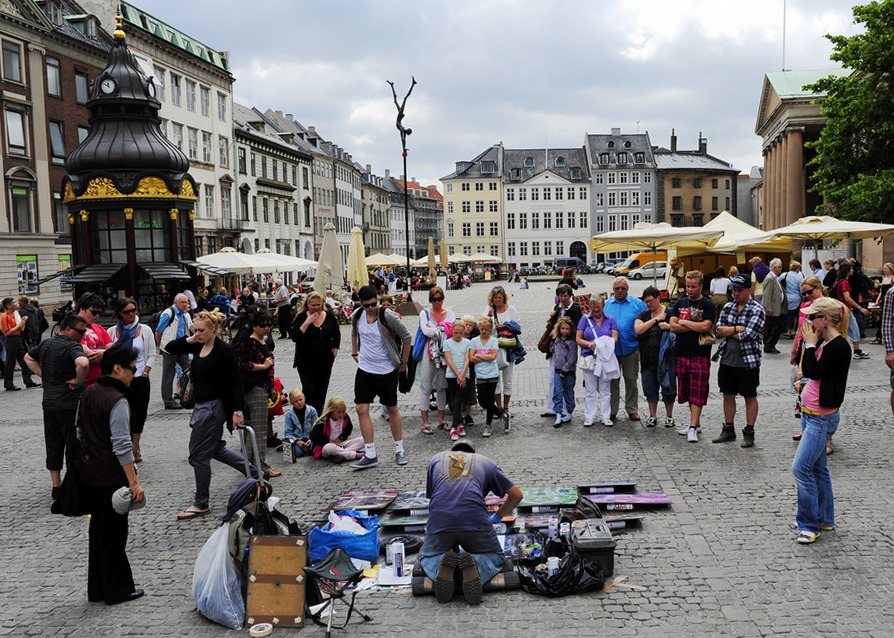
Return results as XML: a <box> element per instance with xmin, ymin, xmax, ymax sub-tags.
<box><xmin>62</xmin><ymin>18</ymin><xmax>197</xmax><ymax>312</ymax></box>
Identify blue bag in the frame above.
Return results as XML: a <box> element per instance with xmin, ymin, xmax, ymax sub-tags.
<box><xmin>410</xmin><ymin>310</ymin><xmax>429</xmax><ymax>362</ymax></box>
<box><xmin>308</xmin><ymin>509</ymin><xmax>380</xmax><ymax>563</ymax></box>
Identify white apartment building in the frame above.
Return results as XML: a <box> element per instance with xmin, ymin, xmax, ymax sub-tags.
<box><xmin>383</xmin><ymin>171</ymin><xmax>415</xmax><ymax>259</ymax></box>
<box><xmin>361</xmin><ymin>169</ymin><xmax>391</xmax><ymax>255</ymax></box>
<box><xmin>440</xmin><ymin>144</ymin><xmax>503</xmax><ymax>259</ymax></box>
<box><xmin>112</xmin><ymin>1</ymin><xmax>236</xmax><ymax>256</ymax></box>
<box><xmin>502</xmin><ymin>148</ymin><xmax>591</xmax><ymax>268</ymax></box>
<box><xmin>232</xmin><ymin>103</ymin><xmax>314</xmax><ymax>266</ymax></box>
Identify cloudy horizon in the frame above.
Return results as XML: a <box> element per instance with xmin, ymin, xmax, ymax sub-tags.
<box><xmin>133</xmin><ymin>0</ymin><xmax>860</xmax><ymax>187</ymax></box>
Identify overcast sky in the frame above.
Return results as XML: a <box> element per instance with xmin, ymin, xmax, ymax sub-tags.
<box><xmin>141</xmin><ymin>0</ymin><xmax>860</xmax><ymax>186</ymax></box>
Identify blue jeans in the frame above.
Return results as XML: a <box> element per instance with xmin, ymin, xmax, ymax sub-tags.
<box><xmin>792</xmin><ymin>412</ymin><xmax>838</xmax><ymax>533</ymax></box>
<box><xmin>640</xmin><ymin>367</ymin><xmax>676</xmax><ymax>403</ymax></box>
<box><xmin>420</xmin><ymin>530</ymin><xmax>504</xmax><ymax>585</ymax></box>
<box><xmin>551</xmin><ymin>371</ymin><xmax>576</xmax><ymax>415</ymax></box>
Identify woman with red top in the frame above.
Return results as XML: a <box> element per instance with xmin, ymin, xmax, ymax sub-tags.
<box><xmin>1</xmin><ymin>297</ymin><xmax>39</xmax><ymax>390</ymax></box>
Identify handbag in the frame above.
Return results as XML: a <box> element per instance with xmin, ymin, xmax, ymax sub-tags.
<box><xmin>698</xmin><ymin>330</ymin><xmax>716</xmax><ymax>347</ymax></box>
<box><xmin>496</xmin><ymin>324</ymin><xmax>518</xmax><ymax>349</ymax></box>
<box><xmin>577</xmin><ymin>355</ymin><xmax>596</xmax><ymax>371</ymax></box>
<box><xmin>50</xmin><ymin>439</ymin><xmax>89</xmax><ymax>517</ymax></box>
<box><xmin>179</xmin><ymin>367</ymin><xmax>195</xmax><ymax>409</ymax></box>
<box><xmin>410</xmin><ymin>310</ymin><xmax>428</xmax><ymax>362</ymax></box>
<box><xmin>537</xmin><ymin>323</ymin><xmax>554</xmax><ymax>355</ymax></box>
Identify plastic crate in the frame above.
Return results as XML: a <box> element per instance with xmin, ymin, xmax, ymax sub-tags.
<box><xmin>570</xmin><ymin>518</ymin><xmax>616</xmax><ymax>577</ymax></box>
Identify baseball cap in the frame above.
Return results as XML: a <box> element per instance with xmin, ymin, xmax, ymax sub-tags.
<box><xmin>801</xmin><ymin>297</ymin><xmax>845</xmax><ymax>318</ymax></box>
<box><xmin>111</xmin><ymin>486</ymin><xmax>145</xmax><ymax>515</ymax></box>
<box><xmin>729</xmin><ymin>275</ymin><xmax>750</xmax><ymax>289</ymax></box>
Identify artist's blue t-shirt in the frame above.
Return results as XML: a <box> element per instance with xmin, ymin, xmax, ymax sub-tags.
<box><xmin>425</xmin><ymin>451</ymin><xmax>513</xmax><ymax>534</ymax></box>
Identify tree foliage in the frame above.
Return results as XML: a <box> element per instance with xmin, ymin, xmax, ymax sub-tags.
<box><xmin>807</xmin><ymin>0</ymin><xmax>894</xmax><ymax>223</ymax></box>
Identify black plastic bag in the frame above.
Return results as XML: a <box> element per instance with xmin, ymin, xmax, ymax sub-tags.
<box><xmin>516</xmin><ymin>534</ymin><xmax>604</xmax><ymax>597</ymax></box>
<box><xmin>50</xmin><ymin>440</ymin><xmax>89</xmax><ymax>517</ymax></box>
<box><xmin>399</xmin><ymin>357</ymin><xmax>417</xmax><ymax>393</ymax></box>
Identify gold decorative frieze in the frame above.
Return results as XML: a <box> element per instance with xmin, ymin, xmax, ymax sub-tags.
<box><xmin>63</xmin><ymin>176</ymin><xmax>198</xmax><ymax>202</ymax></box>
<box><xmin>180</xmin><ymin>180</ymin><xmax>196</xmax><ymax>199</ymax></box>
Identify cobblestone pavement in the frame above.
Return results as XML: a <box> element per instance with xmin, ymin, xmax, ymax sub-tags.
<box><xmin>1</xmin><ymin>274</ymin><xmax>892</xmax><ymax>637</ymax></box>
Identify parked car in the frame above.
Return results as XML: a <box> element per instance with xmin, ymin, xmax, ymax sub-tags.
<box><xmin>628</xmin><ymin>261</ymin><xmax>669</xmax><ymax>281</ymax></box>
<box><xmin>603</xmin><ymin>259</ymin><xmax>625</xmax><ymax>275</ymax></box>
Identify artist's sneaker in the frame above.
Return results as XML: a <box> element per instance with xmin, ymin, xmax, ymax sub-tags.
<box><xmin>482</xmin><ymin>423</ymin><xmax>492</xmax><ymax>438</ymax></box>
<box><xmin>664</xmin><ymin>417</ymin><xmax>676</xmax><ymax>428</ymax></box>
<box><xmin>687</xmin><ymin>427</ymin><xmax>699</xmax><ymax>443</ymax></box>
<box><xmin>678</xmin><ymin>424</ymin><xmax>702</xmax><ymax>435</ymax></box>
<box><xmin>351</xmin><ymin>455</ymin><xmax>379</xmax><ymax>470</ymax></box>
<box><xmin>395</xmin><ymin>451</ymin><xmax>408</xmax><ymax>466</ymax></box>
<box><xmin>646</xmin><ymin>416</ymin><xmax>657</xmax><ymax>427</ymax></box>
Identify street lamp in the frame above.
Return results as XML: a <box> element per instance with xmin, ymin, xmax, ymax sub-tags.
<box><xmin>387</xmin><ymin>77</ymin><xmax>417</xmax><ymax>275</ymax></box>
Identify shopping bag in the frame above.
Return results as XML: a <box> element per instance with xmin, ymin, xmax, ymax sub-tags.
<box><xmin>192</xmin><ymin>525</ymin><xmax>245</xmax><ymax>629</ymax></box>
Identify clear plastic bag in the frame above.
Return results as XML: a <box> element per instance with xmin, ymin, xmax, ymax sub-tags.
<box><xmin>192</xmin><ymin>525</ymin><xmax>244</xmax><ymax>629</ymax></box>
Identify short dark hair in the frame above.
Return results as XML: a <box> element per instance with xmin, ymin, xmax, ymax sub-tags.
<box><xmin>61</xmin><ymin>314</ymin><xmax>86</xmax><ymax>331</ymax></box>
<box><xmin>556</xmin><ymin>283</ymin><xmax>573</xmax><ymax>296</ymax></box>
<box><xmin>642</xmin><ymin>286</ymin><xmax>661</xmax><ymax>300</ymax></box>
<box><xmin>249</xmin><ymin>309</ymin><xmax>272</xmax><ymax>328</ymax></box>
<box><xmin>358</xmin><ymin>285</ymin><xmax>377</xmax><ymax>302</ymax></box>
<box><xmin>115</xmin><ymin>297</ymin><xmax>137</xmax><ymax>319</ymax></box>
<box><xmin>1</xmin><ymin>297</ymin><xmax>13</xmax><ymax>310</ymax></box>
<box><xmin>100</xmin><ymin>343</ymin><xmax>136</xmax><ymax>375</ymax></box>
<box><xmin>77</xmin><ymin>292</ymin><xmax>104</xmax><ymax>312</ymax></box>
<box><xmin>450</xmin><ymin>441</ymin><xmax>476</xmax><ymax>454</ymax></box>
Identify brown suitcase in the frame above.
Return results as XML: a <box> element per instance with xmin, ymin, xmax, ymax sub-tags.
<box><xmin>245</xmin><ymin>535</ymin><xmax>308</xmax><ymax>628</ymax></box>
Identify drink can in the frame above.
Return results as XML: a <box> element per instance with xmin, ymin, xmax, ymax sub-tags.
<box><xmin>559</xmin><ymin>522</ymin><xmax>570</xmax><ymax>537</ymax></box>
<box><xmin>547</xmin><ymin>556</ymin><xmax>560</xmax><ymax>577</ymax></box>
<box><xmin>392</xmin><ymin>541</ymin><xmax>405</xmax><ymax>576</ymax></box>
<box><xmin>548</xmin><ymin>516</ymin><xmax>559</xmax><ymax>538</ymax></box>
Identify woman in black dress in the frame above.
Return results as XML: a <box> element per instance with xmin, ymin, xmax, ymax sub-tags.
<box><xmin>291</xmin><ymin>292</ymin><xmax>341</xmax><ymax>413</ymax></box>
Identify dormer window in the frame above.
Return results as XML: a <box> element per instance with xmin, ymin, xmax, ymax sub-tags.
<box><xmin>554</xmin><ymin>156</ymin><xmax>565</xmax><ymax>168</ymax></box>
<box><xmin>599</xmin><ymin>153</ymin><xmax>610</xmax><ymax>165</ymax></box>
<box><xmin>607</xmin><ymin>141</ymin><xmax>615</xmax><ymax>149</ymax></box>
<box><xmin>481</xmin><ymin>161</ymin><xmax>495</xmax><ymax>174</ymax></box>
<box><xmin>45</xmin><ymin>1</ymin><xmax>63</xmax><ymax>25</ymax></box>
<box><xmin>86</xmin><ymin>16</ymin><xmax>98</xmax><ymax>38</ymax></box>
<box><xmin>617</xmin><ymin>152</ymin><xmax>628</xmax><ymax>164</ymax></box>
<box><xmin>570</xmin><ymin>167</ymin><xmax>582</xmax><ymax>179</ymax></box>
<box><xmin>634</xmin><ymin>152</ymin><xmax>645</xmax><ymax>164</ymax></box>
<box><xmin>624</xmin><ymin>141</ymin><xmax>632</xmax><ymax>148</ymax></box>
<box><xmin>510</xmin><ymin>168</ymin><xmax>521</xmax><ymax>180</ymax></box>
<box><xmin>523</xmin><ymin>157</ymin><xmax>534</xmax><ymax>168</ymax></box>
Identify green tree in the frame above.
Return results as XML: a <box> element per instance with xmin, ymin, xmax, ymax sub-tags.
<box><xmin>807</xmin><ymin>0</ymin><xmax>894</xmax><ymax>223</ymax></box>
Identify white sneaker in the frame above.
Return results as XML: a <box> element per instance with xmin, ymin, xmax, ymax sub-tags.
<box><xmin>560</xmin><ymin>413</ymin><xmax>572</xmax><ymax>423</ymax></box>
<box><xmin>603</xmin><ymin>419</ymin><xmax>614</xmax><ymax>428</ymax></box>
<box><xmin>583</xmin><ymin>420</ymin><xmax>594</xmax><ymax>427</ymax></box>
<box><xmin>678</xmin><ymin>425</ymin><xmax>702</xmax><ymax>435</ymax></box>
<box><xmin>687</xmin><ymin>427</ymin><xmax>698</xmax><ymax>443</ymax></box>
<box><xmin>553</xmin><ymin>415</ymin><xmax>563</xmax><ymax>428</ymax></box>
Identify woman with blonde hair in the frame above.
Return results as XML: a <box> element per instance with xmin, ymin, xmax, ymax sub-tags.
<box><xmin>792</xmin><ymin>297</ymin><xmax>852</xmax><ymax>544</ymax></box>
<box><xmin>291</xmin><ymin>291</ymin><xmax>340</xmax><ymax>413</ymax></box>
<box><xmin>166</xmin><ymin>310</ymin><xmax>252</xmax><ymax>520</ymax></box>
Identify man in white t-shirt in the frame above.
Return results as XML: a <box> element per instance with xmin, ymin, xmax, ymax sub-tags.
<box><xmin>350</xmin><ymin>286</ymin><xmax>411</xmax><ymax>470</ymax></box>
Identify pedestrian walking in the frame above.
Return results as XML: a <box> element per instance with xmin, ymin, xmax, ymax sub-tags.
<box><xmin>541</xmin><ymin>284</ymin><xmax>583</xmax><ymax>418</ymax></box>
<box><xmin>792</xmin><ymin>297</ymin><xmax>852</xmax><ymax>544</ymax></box>
<box><xmin>761</xmin><ymin>258</ymin><xmax>785</xmax><ymax>353</ymax></box>
<box><xmin>272</xmin><ymin>279</ymin><xmax>292</xmax><ymax>339</ymax></box>
<box><xmin>711</xmin><ymin>275</ymin><xmax>766</xmax><ymax>448</ymax></box>
<box><xmin>1</xmin><ymin>297</ymin><xmax>39</xmax><ymax>390</ymax></box>
<box><xmin>669</xmin><ymin>271</ymin><xmax>716</xmax><ymax>442</ymax></box>
<box><xmin>165</xmin><ymin>310</ymin><xmax>252</xmax><ymax>520</ymax></box>
<box><xmin>76</xmin><ymin>343</ymin><xmax>145</xmax><ymax>605</ymax></box>
<box><xmin>576</xmin><ymin>296</ymin><xmax>620</xmax><ymax>427</ymax></box>
<box><xmin>291</xmin><ymin>291</ymin><xmax>340</xmax><ymax>414</ymax></box>
<box><xmin>418</xmin><ymin>287</ymin><xmax>455</xmax><ymax>434</ymax></box>
<box><xmin>349</xmin><ymin>285</ymin><xmax>412</xmax><ymax>470</ymax></box>
<box><xmin>831</xmin><ymin>262</ymin><xmax>870</xmax><ymax>359</ymax></box>
<box><xmin>782</xmin><ymin>261</ymin><xmax>805</xmax><ymax>338</ymax></box>
<box><xmin>154</xmin><ymin>293</ymin><xmax>192</xmax><ymax>409</ymax></box>
<box><xmin>107</xmin><ymin>298</ymin><xmax>155</xmax><ymax>464</ymax></box>
<box><xmin>604</xmin><ymin>277</ymin><xmax>646</xmax><ymax>422</ymax></box>
<box><xmin>633</xmin><ymin>286</ymin><xmax>676</xmax><ymax>428</ymax></box>
<box><xmin>25</xmin><ymin>314</ymin><xmax>89</xmax><ymax>499</ymax></box>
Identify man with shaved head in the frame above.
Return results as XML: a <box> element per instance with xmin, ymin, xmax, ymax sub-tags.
<box><xmin>155</xmin><ymin>293</ymin><xmax>193</xmax><ymax>409</ymax></box>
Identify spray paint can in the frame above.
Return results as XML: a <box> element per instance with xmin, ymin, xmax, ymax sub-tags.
<box><xmin>392</xmin><ymin>540</ymin><xmax>405</xmax><ymax>577</ymax></box>
<box><xmin>559</xmin><ymin>522</ymin><xmax>571</xmax><ymax>537</ymax></box>
<box><xmin>548</xmin><ymin>516</ymin><xmax>559</xmax><ymax>539</ymax></box>
<box><xmin>547</xmin><ymin>556</ymin><xmax>560</xmax><ymax>577</ymax></box>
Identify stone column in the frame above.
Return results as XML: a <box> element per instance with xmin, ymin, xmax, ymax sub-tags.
<box><xmin>775</xmin><ymin>139</ymin><xmax>785</xmax><ymax>228</ymax></box>
<box><xmin>786</xmin><ymin>129</ymin><xmax>804</xmax><ymax>221</ymax></box>
<box><xmin>765</xmin><ymin>146</ymin><xmax>775</xmax><ymax>229</ymax></box>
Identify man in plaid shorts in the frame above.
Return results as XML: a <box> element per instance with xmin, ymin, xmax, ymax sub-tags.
<box><xmin>669</xmin><ymin>271</ymin><xmax>716</xmax><ymax>442</ymax></box>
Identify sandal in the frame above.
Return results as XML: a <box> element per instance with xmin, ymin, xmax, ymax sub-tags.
<box><xmin>792</xmin><ymin>432</ymin><xmax>802</xmax><ymax>441</ymax></box>
<box><xmin>826</xmin><ymin>441</ymin><xmax>834</xmax><ymax>455</ymax></box>
<box><xmin>176</xmin><ymin>507</ymin><xmax>210</xmax><ymax>521</ymax></box>
<box><xmin>421</xmin><ymin>424</ymin><xmax>434</xmax><ymax>435</ymax></box>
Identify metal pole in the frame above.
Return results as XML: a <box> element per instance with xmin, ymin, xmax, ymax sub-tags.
<box><xmin>403</xmin><ymin>150</ymin><xmax>410</xmax><ymax>273</ymax></box>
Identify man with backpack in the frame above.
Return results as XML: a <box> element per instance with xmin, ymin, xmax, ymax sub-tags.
<box><xmin>350</xmin><ymin>285</ymin><xmax>412</xmax><ymax>470</ymax></box>
<box><xmin>155</xmin><ymin>294</ymin><xmax>193</xmax><ymax>408</ymax></box>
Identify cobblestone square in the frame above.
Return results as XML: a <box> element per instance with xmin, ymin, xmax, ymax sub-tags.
<box><xmin>1</xmin><ymin>275</ymin><xmax>892</xmax><ymax>637</ymax></box>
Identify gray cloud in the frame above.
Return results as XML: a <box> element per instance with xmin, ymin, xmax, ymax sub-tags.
<box><xmin>138</xmin><ymin>0</ymin><xmax>859</xmax><ymax>184</ymax></box>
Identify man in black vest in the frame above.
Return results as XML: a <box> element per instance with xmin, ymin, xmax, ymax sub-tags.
<box><xmin>78</xmin><ymin>344</ymin><xmax>145</xmax><ymax>605</ymax></box>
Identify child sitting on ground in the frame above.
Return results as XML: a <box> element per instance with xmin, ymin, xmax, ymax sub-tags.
<box><xmin>282</xmin><ymin>389</ymin><xmax>319</xmax><ymax>458</ymax></box>
<box><xmin>550</xmin><ymin>317</ymin><xmax>578</xmax><ymax>427</ymax></box>
<box><xmin>309</xmin><ymin>396</ymin><xmax>365</xmax><ymax>462</ymax></box>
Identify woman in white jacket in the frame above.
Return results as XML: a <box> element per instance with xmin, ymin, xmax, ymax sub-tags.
<box><xmin>107</xmin><ymin>298</ymin><xmax>157</xmax><ymax>463</ymax></box>
<box><xmin>576</xmin><ymin>296</ymin><xmax>620</xmax><ymax>427</ymax></box>
<box><xmin>417</xmin><ymin>287</ymin><xmax>455</xmax><ymax>435</ymax></box>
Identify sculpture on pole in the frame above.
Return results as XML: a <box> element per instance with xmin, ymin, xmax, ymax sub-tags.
<box><xmin>387</xmin><ymin>77</ymin><xmax>417</xmax><ymax>275</ymax></box>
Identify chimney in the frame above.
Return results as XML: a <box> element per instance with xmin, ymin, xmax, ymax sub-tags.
<box><xmin>611</xmin><ymin>127</ymin><xmax>621</xmax><ymax>136</ymax></box>
<box><xmin>308</xmin><ymin>126</ymin><xmax>316</xmax><ymax>136</ymax></box>
<box><xmin>411</xmin><ymin>177</ymin><xmax>416</xmax><ymax>182</ymax></box>
<box><xmin>385</xmin><ymin>169</ymin><xmax>391</xmax><ymax>178</ymax></box>
<box><xmin>698</xmin><ymin>132</ymin><xmax>707</xmax><ymax>154</ymax></box>
<box><xmin>285</xmin><ymin>113</ymin><xmax>293</xmax><ymax>120</ymax></box>
<box><xmin>275</xmin><ymin>110</ymin><xmax>283</xmax><ymax>117</ymax></box>
<box><xmin>365</xmin><ymin>164</ymin><xmax>371</xmax><ymax>173</ymax></box>
<box><xmin>670</xmin><ymin>128</ymin><xmax>677</xmax><ymax>152</ymax></box>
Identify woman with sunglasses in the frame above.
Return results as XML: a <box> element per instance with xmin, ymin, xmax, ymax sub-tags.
<box><xmin>792</xmin><ymin>297</ymin><xmax>851</xmax><ymax>544</ymax></box>
<box><xmin>483</xmin><ymin>286</ymin><xmax>521</xmax><ymax>428</ymax></box>
<box><xmin>107</xmin><ymin>298</ymin><xmax>156</xmax><ymax>464</ymax></box>
<box><xmin>237</xmin><ymin>308</ymin><xmax>281</xmax><ymax>479</ymax></box>
<box><xmin>418</xmin><ymin>287</ymin><xmax>455</xmax><ymax>435</ymax></box>
<box><xmin>166</xmin><ymin>309</ymin><xmax>251</xmax><ymax>521</ymax></box>
<box><xmin>291</xmin><ymin>291</ymin><xmax>340</xmax><ymax>414</ymax></box>
<box><xmin>75</xmin><ymin>293</ymin><xmax>113</xmax><ymax>387</ymax></box>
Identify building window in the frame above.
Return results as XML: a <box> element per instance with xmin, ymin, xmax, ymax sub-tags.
<box><xmin>571</xmin><ymin>167</ymin><xmax>582</xmax><ymax>179</ymax></box>
<box><xmin>77</xmin><ymin>126</ymin><xmax>89</xmax><ymax>143</ymax></box>
<box><xmin>712</xmin><ymin>178</ymin><xmax>719</xmax><ymax>189</ymax></box>
<box><xmin>462</xmin><ymin>222</ymin><xmax>471</xmax><ymax>237</ymax></box>
<box><xmin>519</xmin><ymin>212</ymin><xmax>527</xmax><ymax>229</ymax></box>
<box><xmin>187</xmin><ymin>127</ymin><xmax>198</xmax><ymax>160</ymax></box>
<box><xmin>204</xmin><ymin>185</ymin><xmax>215</xmax><ymax>217</ymax></box>
<box><xmin>304</xmin><ymin>200</ymin><xmax>311</xmax><ymax>226</ymax></box>
<box><xmin>520</xmin><ymin>242</ymin><xmax>528</xmax><ymax>257</ymax></box>
<box><xmin>596</xmin><ymin>193</ymin><xmax>604</xmax><ymax>206</ymax></box>
<box><xmin>693</xmin><ymin>177</ymin><xmax>702</xmax><ymax>188</ymax></box>
<box><xmin>555</xmin><ymin>211</ymin><xmax>563</xmax><ymax>229</ymax></box>
<box><xmin>5</xmin><ymin>109</ymin><xmax>27</xmax><ymax>156</ymax></box>
<box><xmin>632</xmin><ymin>214</ymin><xmax>641</xmax><ymax>225</ymax></box>
<box><xmin>461</xmin><ymin>182</ymin><xmax>469</xmax><ymax>191</ymax></box>
<box><xmin>608</xmin><ymin>215</ymin><xmax>617</xmax><ymax>232</ymax></box>
<box><xmin>672</xmin><ymin>196</ymin><xmax>682</xmax><ymax>210</ymax></box>
<box><xmin>543</xmin><ymin>187</ymin><xmax>551</xmax><ymax>201</ymax></box>
<box><xmin>446</xmin><ymin>183</ymin><xmax>453</xmax><ymax>193</ymax></box>
<box><xmin>671</xmin><ymin>177</ymin><xmax>681</xmax><ymax>188</ymax></box>
<box><xmin>644</xmin><ymin>191</ymin><xmax>652</xmax><ymax>205</ymax></box>
<box><xmin>619</xmin><ymin>191</ymin><xmax>628</xmax><ymax>206</ymax></box>
<box><xmin>532</xmin><ymin>241</ymin><xmax>540</xmax><ymax>256</ymax></box>
<box><xmin>218</xmin><ymin>92</ymin><xmax>227</xmax><ymax>121</ymax></box>
<box><xmin>447</xmin><ymin>221</ymin><xmax>454</xmax><ymax>237</ymax></box>
<box><xmin>490</xmin><ymin>245</ymin><xmax>499</xmax><ymax>256</ymax></box>
<box><xmin>556</xmin><ymin>240</ymin><xmax>564</xmax><ymax>255</ymax></box>
<box><xmin>153</xmin><ymin>66</ymin><xmax>165</xmax><ymax>101</ymax></box>
<box><xmin>580</xmin><ymin>211</ymin><xmax>587</xmax><ymax>228</ymax></box>
<box><xmin>712</xmin><ymin>196</ymin><xmax>719</xmax><ymax>211</ymax></box>
<box><xmin>579</xmin><ymin>187</ymin><xmax>587</xmax><ymax>200</ymax></box>
<box><xmin>599</xmin><ymin>153</ymin><xmax>609</xmax><ymax>164</ymax></box>
<box><xmin>262</xmin><ymin>198</ymin><xmax>269</xmax><ymax>222</ymax></box>
<box><xmin>274</xmin><ymin>199</ymin><xmax>280</xmax><ymax>223</ymax></box>
<box><xmin>2</xmin><ymin>41</ymin><xmax>22</xmax><ymax>83</ymax></box>
<box><xmin>532</xmin><ymin>212</ymin><xmax>539</xmax><ymax>230</ymax></box>
<box><xmin>692</xmin><ymin>213</ymin><xmax>703</xmax><ymax>226</ymax></box>
<box><xmin>250</xmin><ymin>152</ymin><xmax>256</xmax><ymax>176</ymax></box>
<box><xmin>595</xmin><ymin>173</ymin><xmax>604</xmax><ymax>185</ymax></box>
<box><xmin>252</xmin><ymin>196</ymin><xmax>258</xmax><ymax>221</ymax></box>
<box><xmin>489</xmin><ymin>182</ymin><xmax>497</xmax><ymax>191</ymax></box>
<box><xmin>567</xmin><ymin>187</ymin><xmax>575</xmax><ymax>200</ymax></box>
<box><xmin>608</xmin><ymin>172</ymin><xmax>616</xmax><ymax>185</ymax></box>
<box><xmin>75</xmin><ymin>71</ymin><xmax>89</xmax><ymax>103</ymax></box>
<box><xmin>632</xmin><ymin>191</ymin><xmax>640</xmax><ymax>206</ymax></box>
<box><xmin>725</xmin><ymin>196</ymin><xmax>730</xmax><ymax>209</ymax></box>
<box><xmin>91</xmin><ymin>210</ymin><xmax>128</xmax><ymax>262</ymax></box>
<box><xmin>508</xmin><ymin>242</ymin><xmax>516</xmax><ymax>257</ymax></box>
<box><xmin>476</xmin><ymin>222</ymin><xmax>484</xmax><ymax>237</ymax></box>
<box><xmin>531</xmin><ymin>187</ymin><xmax>539</xmax><ymax>201</ymax></box>
<box><xmin>543</xmin><ymin>211</ymin><xmax>552</xmax><ymax>229</ymax></box>
<box><xmin>202</xmin><ymin>131</ymin><xmax>212</xmax><ymax>163</ymax></box>
<box><xmin>725</xmin><ymin>179</ymin><xmax>731</xmax><ymax>189</ymax></box>
<box><xmin>462</xmin><ymin>201</ymin><xmax>470</xmax><ymax>213</ymax></box>
<box><xmin>608</xmin><ymin>192</ymin><xmax>616</xmax><ymax>207</ymax></box>
<box><xmin>490</xmin><ymin>221</ymin><xmax>498</xmax><ymax>235</ymax></box>
<box><xmin>46</xmin><ymin>57</ymin><xmax>61</xmax><ymax>96</ymax></box>
<box><xmin>544</xmin><ymin>240</ymin><xmax>552</xmax><ymax>255</ymax></box>
<box><xmin>185</xmin><ymin>80</ymin><xmax>196</xmax><ymax>111</ymax></box>
<box><xmin>272</xmin><ymin>159</ymin><xmax>278</xmax><ymax>181</ymax></box>
<box><xmin>617</xmin><ymin>152</ymin><xmax>628</xmax><ymax>164</ymax></box>
<box><xmin>634</xmin><ymin>152</ymin><xmax>645</xmax><ymax>163</ymax></box>
<box><xmin>489</xmin><ymin>200</ymin><xmax>498</xmax><ymax>212</ymax></box>
<box><xmin>596</xmin><ymin>218</ymin><xmax>604</xmax><ymax>233</ymax></box>
<box><xmin>475</xmin><ymin>182</ymin><xmax>483</xmax><ymax>191</ymax></box>
<box><xmin>507</xmin><ymin>188</ymin><xmax>514</xmax><ymax>201</ymax></box>
<box><xmin>524</xmin><ymin>157</ymin><xmax>534</xmax><ymax>168</ymax></box>
<box><xmin>475</xmin><ymin>201</ymin><xmax>484</xmax><ymax>213</ymax></box>
<box><xmin>644</xmin><ymin>172</ymin><xmax>652</xmax><ymax>183</ymax></box>
<box><xmin>199</xmin><ymin>85</ymin><xmax>210</xmax><ymax>116</ymax></box>
<box><xmin>221</xmin><ymin>186</ymin><xmax>231</xmax><ymax>218</ymax></box>
<box><xmin>507</xmin><ymin>212</ymin><xmax>515</xmax><ymax>230</ymax></box>
<box><xmin>172</xmin><ymin>122</ymin><xmax>183</xmax><ymax>150</ymax></box>
<box><xmin>631</xmin><ymin>172</ymin><xmax>640</xmax><ymax>184</ymax></box>
<box><xmin>238</xmin><ymin>148</ymin><xmax>246</xmax><ymax>174</ymax></box>
<box><xmin>518</xmin><ymin>188</ymin><xmax>527</xmax><ymax>201</ymax></box>
<box><xmin>302</xmin><ymin>166</ymin><xmax>309</xmax><ymax>188</ymax></box>
<box><xmin>9</xmin><ymin>183</ymin><xmax>33</xmax><ymax>232</ymax></box>
<box><xmin>447</xmin><ymin>201</ymin><xmax>454</xmax><ymax>214</ymax></box>
<box><xmin>555</xmin><ymin>187</ymin><xmax>563</xmax><ymax>201</ymax></box>
<box><xmin>170</xmin><ymin>73</ymin><xmax>181</xmax><ymax>106</ymax></box>
<box><xmin>218</xmin><ymin>137</ymin><xmax>229</xmax><ymax>167</ymax></box>
<box><xmin>49</xmin><ymin>121</ymin><xmax>65</xmax><ymax>162</ymax></box>
<box><xmin>693</xmin><ymin>196</ymin><xmax>702</xmax><ymax>211</ymax></box>
<box><xmin>619</xmin><ymin>172</ymin><xmax>628</xmax><ymax>184</ymax></box>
